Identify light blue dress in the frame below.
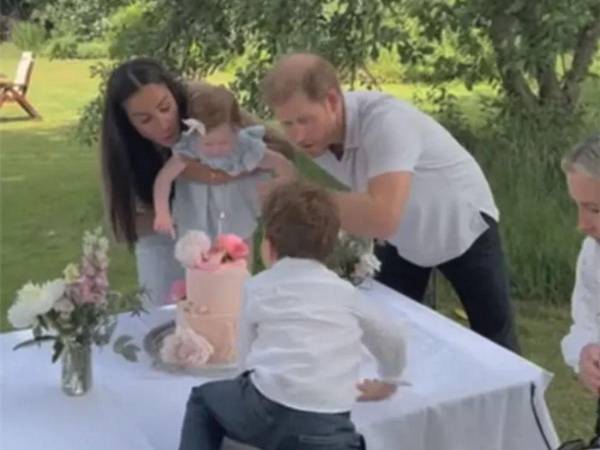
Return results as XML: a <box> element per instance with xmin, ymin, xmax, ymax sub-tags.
<box><xmin>171</xmin><ymin>125</ymin><xmax>268</xmax><ymax>240</ymax></box>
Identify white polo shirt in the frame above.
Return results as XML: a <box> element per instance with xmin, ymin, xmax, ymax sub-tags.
<box><xmin>314</xmin><ymin>91</ymin><xmax>499</xmax><ymax>267</ymax></box>
<box><xmin>239</xmin><ymin>257</ymin><xmax>407</xmax><ymax>413</ymax></box>
<box><xmin>561</xmin><ymin>237</ymin><xmax>600</xmax><ymax>372</ymax></box>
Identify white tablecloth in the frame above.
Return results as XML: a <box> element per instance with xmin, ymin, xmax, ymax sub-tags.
<box><xmin>0</xmin><ymin>282</ymin><xmax>559</xmax><ymax>450</ymax></box>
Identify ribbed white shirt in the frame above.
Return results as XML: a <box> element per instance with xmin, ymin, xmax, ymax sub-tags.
<box><xmin>239</xmin><ymin>258</ymin><xmax>406</xmax><ymax>413</ymax></box>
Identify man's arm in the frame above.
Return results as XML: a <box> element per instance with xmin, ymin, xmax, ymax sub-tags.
<box><xmin>332</xmin><ymin>171</ymin><xmax>412</xmax><ymax>239</ymax></box>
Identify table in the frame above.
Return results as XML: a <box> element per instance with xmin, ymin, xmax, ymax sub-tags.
<box><xmin>1</xmin><ymin>282</ymin><xmax>559</xmax><ymax>450</ymax></box>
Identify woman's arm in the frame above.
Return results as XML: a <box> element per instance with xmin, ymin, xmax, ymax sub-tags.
<box><xmin>180</xmin><ymin>160</ymin><xmax>237</xmax><ymax>184</ymax></box>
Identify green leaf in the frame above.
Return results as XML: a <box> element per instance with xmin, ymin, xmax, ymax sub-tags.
<box><xmin>52</xmin><ymin>339</ymin><xmax>65</xmax><ymax>363</ymax></box>
<box><xmin>115</xmin><ymin>343</ymin><xmax>141</xmax><ymax>362</ymax></box>
<box><xmin>12</xmin><ymin>335</ymin><xmax>56</xmax><ymax>351</ymax></box>
<box><xmin>112</xmin><ymin>334</ymin><xmax>133</xmax><ymax>352</ymax></box>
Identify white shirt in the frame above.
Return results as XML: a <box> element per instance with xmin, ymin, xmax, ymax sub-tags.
<box><xmin>314</xmin><ymin>91</ymin><xmax>499</xmax><ymax>266</ymax></box>
<box><xmin>239</xmin><ymin>258</ymin><xmax>406</xmax><ymax>413</ymax></box>
<box><xmin>561</xmin><ymin>237</ymin><xmax>600</xmax><ymax>372</ymax></box>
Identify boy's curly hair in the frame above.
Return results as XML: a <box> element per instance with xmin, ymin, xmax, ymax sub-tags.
<box><xmin>262</xmin><ymin>180</ymin><xmax>340</xmax><ymax>263</ymax></box>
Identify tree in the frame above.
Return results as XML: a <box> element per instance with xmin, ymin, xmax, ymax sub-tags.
<box><xmin>79</xmin><ymin>0</ymin><xmax>599</xmax><ymax>143</ymax></box>
<box><xmin>399</xmin><ymin>0</ymin><xmax>600</xmax><ymax>112</ymax></box>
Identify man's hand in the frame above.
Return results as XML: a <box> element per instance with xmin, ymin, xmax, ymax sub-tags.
<box><xmin>356</xmin><ymin>379</ymin><xmax>397</xmax><ymax>402</ymax></box>
<box><xmin>579</xmin><ymin>343</ymin><xmax>600</xmax><ymax>395</ymax></box>
<box><xmin>257</xmin><ymin>148</ymin><xmax>297</xmax><ymax>204</ymax></box>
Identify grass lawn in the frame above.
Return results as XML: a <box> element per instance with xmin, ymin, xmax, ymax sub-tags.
<box><xmin>0</xmin><ymin>43</ymin><xmax>594</xmax><ymax>440</ymax></box>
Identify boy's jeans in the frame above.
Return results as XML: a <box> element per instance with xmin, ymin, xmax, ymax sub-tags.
<box><xmin>179</xmin><ymin>371</ymin><xmax>365</xmax><ymax>450</ymax></box>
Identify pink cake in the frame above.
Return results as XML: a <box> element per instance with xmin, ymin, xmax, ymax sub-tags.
<box><xmin>177</xmin><ymin>261</ymin><xmax>249</xmax><ymax>364</ymax></box>
<box><xmin>160</xmin><ymin>231</ymin><xmax>250</xmax><ymax>368</ymax></box>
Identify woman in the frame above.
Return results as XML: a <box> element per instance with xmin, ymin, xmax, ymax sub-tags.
<box><xmin>100</xmin><ymin>58</ymin><xmax>296</xmax><ymax>307</ymax></box>
<box><xmin>561</xmin><ymin>133</ymin><xmax>600</xmax><ymax>394</ymax></box>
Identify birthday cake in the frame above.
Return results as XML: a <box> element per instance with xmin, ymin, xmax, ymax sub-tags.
<box><xmin>160</xmin><ymin>231</ymin><xmax>250</xmax><ymax>368</ymax></box>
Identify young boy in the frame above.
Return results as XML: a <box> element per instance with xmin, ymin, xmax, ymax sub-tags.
<box><xmin>178</xmin><ymin>180</ymin><xmax>407</xmax><ymax>450</ymax></box>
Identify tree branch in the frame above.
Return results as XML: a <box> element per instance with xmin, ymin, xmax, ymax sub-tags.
<box><xmin>488</xmin><ymin>10</ymin><xmax>539</xmax><ymax>110</ymax></box>
<box><xmin>563</xmin><ymin>8</ymin><xmax>600</xmax><ymax>106</ymax></box>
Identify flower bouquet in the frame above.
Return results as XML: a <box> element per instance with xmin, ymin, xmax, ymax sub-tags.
<box><xmin>7</xmin><ymin>228</ymin><xmax>146</xmax><ymax>395</ymax></box>
<box><xmin>326</xmin><ymin>231</ymin><xmax>381</xmax><ymax>285</ymax></box>
<box><xmin>159</xmin><ymin>231</ymin><xmax>249</xmax><ymax>369</ymax></box>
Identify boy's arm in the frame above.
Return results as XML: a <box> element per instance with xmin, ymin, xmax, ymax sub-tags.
<box><xmin>356</xmin><ymin>293</ymin><xmax>407</xmax><ymax>386</ymax></box>
<box><xmin>153</xmin><ymin>155</ymin><xmax>187</xmax><ymax>237</ymax></box>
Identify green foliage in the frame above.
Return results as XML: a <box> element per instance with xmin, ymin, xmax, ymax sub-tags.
<box><xmin>10</xmin><ymin>21</ymin><xmax>46</xmax><ymax>53</ymax></box>
<box><xmin>45</xmin><ymin>35</ymin><xmax>108</xmax><ymax>59</ymax></box>
<box><xmin>398</xmin><ymin>0</ymin><xmax>600</xmax><ymax>112</ymax></box>
<box><xmin>421</xmin><ymin>88</ymin><xmax>599</xmax><ymax>302</ymax></box>
<box><xmin>31</xmin><ymin>0</ymin><xmax>127</xmax><ymax>41</ymax></box>
<box><xmin>106</xmin><ymin>1</ymin><xmax>162</xmax><ymax>60</ymax></box>
<box><xmin>46</xmin><ymin>34</ymin><xmax>79</xmax><ymax>59</ymax></box>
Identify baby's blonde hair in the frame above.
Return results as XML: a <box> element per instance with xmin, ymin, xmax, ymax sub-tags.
<box><xmin>562</xmin><ymin>133</ymin><xmax>600</xmax><ymax>179</ymax></box>
<box><xmin>187</xmin><ymin>85</ymin><xmax>242</xmax><ymax>132</ymax></box>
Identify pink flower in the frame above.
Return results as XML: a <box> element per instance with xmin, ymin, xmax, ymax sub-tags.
<box><xmin>167</xmin><ymin>279</ymin><xmax>186</xmax><ymax>304</ymax></box>
<box><xmin>216</xmin><ymin>234</ymin><xmax>249</xmax><ymax>260</ymax></box>
<box><xmin>160</xmin><ymin>329</ymin><xmax>214</xmax><ymax>368</ymax></box>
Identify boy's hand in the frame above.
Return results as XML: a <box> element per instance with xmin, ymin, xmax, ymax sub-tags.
<box><xmin>356</xmin><ymin>379</ymin><xmax>397</xmax><ymax>402</ymax></box>
<box><xmin>153</xmin><ymin>214</ymin><xmax>176</xmax><ymax>239</ymax></box>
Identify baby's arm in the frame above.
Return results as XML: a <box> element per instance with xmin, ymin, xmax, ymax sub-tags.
<box><xmin>153</xmin><ymin>155</ymin><xmax>188</xmax><ymax>238</ymax></box>
<box><xmin>355</xmin><ymin>293</ymin><xmax>407</xmax><ymax>401</ymax></box>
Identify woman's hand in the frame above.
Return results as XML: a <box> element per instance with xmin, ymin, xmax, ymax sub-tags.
<box><xmin>257</xmin><ymin>149</ymin><xmax>298</xmax><ymax>203</ymax></box>
<box><xmin>579</xmin><ymin>343</ymin><xmax>600</xmax><ymax>395</ymax></box>
<box><xmin>356</xmin><ymin>379</ymin><xmax>397</xmax><ymax>402</ymax></box>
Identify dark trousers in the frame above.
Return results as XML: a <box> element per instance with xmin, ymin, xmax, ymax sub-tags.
<box><xmin>375</xmin><ymin>214</ymin><xmax>520</xmax><ymax>353</ymax></box>
<box><xmin>179</xmin><ymin>372</ymin><xmax>366</xmax><ymax>450</ymax></box>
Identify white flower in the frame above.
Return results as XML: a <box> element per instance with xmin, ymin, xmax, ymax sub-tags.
<box><xmin>175</xmin><ymin>231</ymin><xmax>211</xmax><ymax>268</ymax></box>
<box><xmin>53</xmin><ymin>297</ymin><xmax>75</xmax><ymax>314</ymax></box>
<box><xmin>352</xmin><ymin>253</ymin><xmax>381</xmax><ymax>281</ymax></box>
<box><xmin>63</xmin><ymin>263</ymin><xmax>80</xmax><ymax>283</ymax></box>
<box><xmin>7</xmin><ymin>279</ymin><xmax>66</xmax><ymax>328</ymax></box>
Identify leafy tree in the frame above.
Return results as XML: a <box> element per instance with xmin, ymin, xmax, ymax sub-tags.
<box><xmin>400</xmin><ymin>0</ymin><xmax>600</xmax><ymax>112</ymax></box>
<box><xmin>79</xmin><ymin>0</ymin><xmax>599</xmax><ymax>143</ymax></box>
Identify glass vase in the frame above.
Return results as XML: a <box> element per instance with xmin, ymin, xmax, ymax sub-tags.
<box><xmin>61</xmin><ymin>339</ymin><xmax>92</xmax><ymax>396</ymax></box>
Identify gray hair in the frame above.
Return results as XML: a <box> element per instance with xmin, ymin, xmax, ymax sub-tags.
<box><xmin>562</xmin><ymin>133</ymin><xmax>600</xmax><ymax>179</ymax></box>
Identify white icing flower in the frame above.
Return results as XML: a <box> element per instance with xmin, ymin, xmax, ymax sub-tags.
<box><xmin>8</xmin><ymin>279</ymin><xmax>66</xmax><ymax>328</ymax></box>
<box><xmin>175</xmin><ymin>231</ymin><xmax>211</xmax><ymax>268</ymax></box>
<box><xmin>160</xmin><ymin>328</ymin><xmax>214</xmax><ymax>368</ymax></box>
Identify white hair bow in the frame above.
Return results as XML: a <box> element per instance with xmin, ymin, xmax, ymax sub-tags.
<box><xmin>182</xmin><ymin>118</ymin><xmax>206</xmax><ymax>136</ymax></box>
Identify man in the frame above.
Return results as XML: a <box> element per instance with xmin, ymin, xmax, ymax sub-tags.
<box><xmin>260</xmin><ymin>52</ymin><xmax>520</xmax><ymax>352</ymax></box>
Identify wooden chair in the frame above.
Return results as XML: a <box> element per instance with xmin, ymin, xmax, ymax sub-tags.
<box><xmin>0</xmin><ymin>51</ymin><xmax>41</xmax><ymax>119</ymax></box>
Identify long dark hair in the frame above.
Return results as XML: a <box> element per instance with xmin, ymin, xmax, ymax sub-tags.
<box><xmin>100</xmin><ymin>58</ymin><xmax>188</xmax><ymax>247</ymax></box>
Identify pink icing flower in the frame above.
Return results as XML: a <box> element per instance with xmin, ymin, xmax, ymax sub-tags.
<box><xmin>160</xmin><ymin>329</ymin><xmax>214</xmax><ymax>368</ymax></box>
<box><xmin>167</xmin><ymin>279</ymin><xmax>186</xmax><ymax>304</ymax></box>
<box><xmin>216</xmin><ymin>234</ymin><xmax>249</xmax><ymax>260</ymax></box>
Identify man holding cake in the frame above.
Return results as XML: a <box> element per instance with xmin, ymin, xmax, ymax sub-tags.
<box><xmin>178</xmin><ymin>180</ymin><xmax>406</xmax><ymax>450</ymax></box>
